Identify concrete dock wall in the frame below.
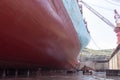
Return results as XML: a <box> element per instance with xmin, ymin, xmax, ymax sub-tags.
<box><xmin>109</xmin><ymin>50</ymin><xmax>120</xmax><ymax>69</ymax></box>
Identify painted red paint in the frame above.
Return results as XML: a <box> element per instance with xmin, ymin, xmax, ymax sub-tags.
<box><xmin>0</xmin><ymin>0</ymin><xmax>81</xmax><ymax>69</ymax></box>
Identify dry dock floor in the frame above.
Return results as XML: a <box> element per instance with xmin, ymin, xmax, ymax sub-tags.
<box><xmin>0</xmin><ymin>71</ymin><xmax>119</xmax><ymax>80</ymax></box>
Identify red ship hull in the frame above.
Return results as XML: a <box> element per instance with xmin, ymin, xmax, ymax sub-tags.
<box><xmin>0</xmin><ymin>0</ymin><xmax>81</xmax><ymax>69</ymax></box>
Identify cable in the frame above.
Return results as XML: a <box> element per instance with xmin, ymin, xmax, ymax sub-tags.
<box><xmin>105</xmin><ymin>0</ymin><xmax>120</xmax><ymax>6</ymax></box>
<box><xmin>90</xmin><ymin>36</ymin><xmax>102</xmax><ymax>50</ymax></box>
<box><xmin>80</xmin><ymin>1</ymin><xmax>115</xmax><ymax>28</ymax></box>
<box><xmin>88</xmin><ymin>3</ymin><xmax>113</xmax><ymax>11</ymax></box>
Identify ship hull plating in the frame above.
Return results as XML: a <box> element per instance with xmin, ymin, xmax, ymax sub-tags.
<box><xmin>0</xmin><ymin>0</ymin><xmax>90</xmax><ymax>69</ymax></box>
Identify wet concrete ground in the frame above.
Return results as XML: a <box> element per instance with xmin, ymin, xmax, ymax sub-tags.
<box><xmin>0</xmin><ymin>71</ymin><xmax>120</xmax><ymax>80</ymax></box>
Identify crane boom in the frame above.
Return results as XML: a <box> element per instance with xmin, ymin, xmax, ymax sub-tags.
<box><xmin>114</xmin><ymin>9</ymin><xmax>120</xmax><ymax>22</ymax></box>
<box><xmin>80</xmin><ymin>0</ymin><xmax>115</xmax><ymax>28</ymax></box>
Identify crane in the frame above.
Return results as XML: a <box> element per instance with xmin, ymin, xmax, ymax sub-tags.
<box><xmin>114</xmin><ymin>9</ymin><xmax>120</xmax><ymax>27</ymax></box>
<box><xmin>79</xmin><ymin>0</ymin><xmax>116</xmax><ymax>29</ymax></box>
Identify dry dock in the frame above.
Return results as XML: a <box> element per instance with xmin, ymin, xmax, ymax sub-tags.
<box><xmin>0</xmin><ymin>71</ymin><xmax>119</xmax><ymax>80</ymax></box>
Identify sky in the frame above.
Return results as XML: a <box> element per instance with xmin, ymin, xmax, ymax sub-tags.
<box><xmin>79</xmin><ymin>0</ymin><xmax>120</xmax><ymax>50</ymax></box>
